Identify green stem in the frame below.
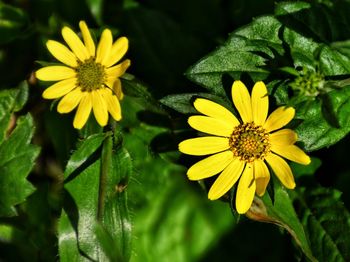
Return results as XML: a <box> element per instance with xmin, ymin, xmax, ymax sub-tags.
<box><xmin>97</xmin><ymin>132</ymin><xmax>113</xmax><ymax>221</ymax></box>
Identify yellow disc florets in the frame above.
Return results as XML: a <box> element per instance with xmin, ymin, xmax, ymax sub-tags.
<box><xmin>76</xmin><ymin>58</ymin><xmax>106</xmax><ymax>92</ymax></box>
<box><xmin>229</xmin><ymin>122</ymin><xmax>270</xmax><ymax>163</ymax></box>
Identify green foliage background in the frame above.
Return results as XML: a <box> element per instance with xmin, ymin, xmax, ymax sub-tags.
<box><xmin>1</xmin><ymin>0</ymin><xmax>350</xmax><ymax>261</ymax></box>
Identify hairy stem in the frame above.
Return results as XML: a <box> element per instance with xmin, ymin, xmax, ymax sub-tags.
<box><xmin>97</xmin><ymin>132</ymin><xmax>113</xmax><ymax>221</ymax></box>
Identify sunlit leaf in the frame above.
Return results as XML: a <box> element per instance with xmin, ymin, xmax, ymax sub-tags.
<box><xmin>295</xmin><ymin>85</ymin><xmax>350</xmax><ymax>151</ymax></box>
<box><xmin>58</xmin><ymin>133</ymin><xmax>132</xmax><ymax>261</ymax></box>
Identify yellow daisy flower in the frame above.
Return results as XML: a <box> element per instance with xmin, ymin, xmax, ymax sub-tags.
<box><xmin>178</xmin><ymin>81</ymin><xmax>311</xmax><ymax>214</ymax></box>
<box><xmin>35</xmin><ymin>21</ymin><xmax>130</xmax><ymax>129</ymax></box>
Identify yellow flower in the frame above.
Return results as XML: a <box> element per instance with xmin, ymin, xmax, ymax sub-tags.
<box><xmin>178</xmin><ymin>81</ymin><xmax>311</xmax><ymax>214</ymax></box>
<box><xmin>36</xmin><ymin>21</ymin><xmax>130</xmax><ymax>129</ymax></box>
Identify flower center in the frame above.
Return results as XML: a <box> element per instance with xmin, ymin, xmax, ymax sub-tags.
<box><xmin>229</xmin><ymin>122</ymin><xmax>270</xmax><ymax>163</ymax></box>
<box><xmin>76</xmin><ymin>58</ymin><xmax>106</xmax><ymax>92</ymax></box>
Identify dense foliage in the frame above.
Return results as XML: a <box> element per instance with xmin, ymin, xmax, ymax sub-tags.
<box><xmin>1</xmin><ymin>0</ymin><xmax>350</xmax><ymax>261</ymax></box>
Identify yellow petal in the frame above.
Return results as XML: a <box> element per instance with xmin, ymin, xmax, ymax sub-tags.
<box><xmin>57</xmin><ymin>88</ymin><xmax>83</xmax><ymax>113</ymax></box>
<box><xmin>193</xmin><ymin>98</ymin><xmax>240</xmax><ymax>126</ymax></box>
<box><xmin>79</xmin><ymin>21</ymin><xmax>95</xmax><ymax>57</ymax></box>
<box><xmin>101</xmin><ymin>89</ymin><xmax>122</xmax><ymax>121</ymax></box>
<box><xmin>96</xmin><ymin>29</ymin><xmax>113</xmax><ymax>64</ymax></box>
<box><xmin>188</xmin><ymin>116</ymin><xmax>234</xmax><ymax>137</ymax></box>
<box><xmin>265</xmin><ymin>153</ymin><xmax>296</xmax><ymax>189</ymax></box>
<box><xmin>270</xmin><ymin>129</ymin><xmax>298</xmax><ymax>145</ymax></box>
<box><xmin>231</xmin><ymin>80</ymin><xmax>253</xmax><ymax>123</ymax></box>
<box><xmin>104</xmin><ymin>37</ymin><xmax>129</xmax><ymax>67</ymax></box>
<box><xmin>187</xmin><ymin>151</ymin><xmax>234</xmax><ymax>180</ymax></box>
<box><xmin>73</xmin><ymin>92</ymin><xmax>92</xmax><ymax>129</ymax></box>
<box><xmin>42</xmin><ymin>78</ymin><xmax>77</xmax><ymax>99</ymax></box>
<box><xmin>263</xmin><ymin>106</ymin><xmax>295</xmax><ymax>132</ymax></box>
<box><xmin>106</xmin><ymin>59</ymin><xmax>131</xmax><ymax>79</ymax></box>
<box><xmin>251</xmin><ymin>81</ymin><xmax>268</xmax><ymax>125</ymax></box>
<box><xmin>254</xmin><ymin>160</ymin><xmax>270</xmax><ymax>196</ymax></box>
<box><xmin>36</xmin><ymin>66</ymin><xmax>76</xmax><ymax>81</ymax></box>
<box><xmin>62</xmin><ymin>26</ymin><xmax>90</xmax><ymax>61</ymax></box>
<box><xmin>46</xmin><ymin>40</ymin><xmax>78</xmax><ymax>67</ymax></box>
<box><xmin>178</xmin><ymin>137</ymin><xmax>230</xmax><ymax>156</ymax></box>
<box><xmin>236</xmin><ymin>164</ymin><xmax>256</xmax><ymax>214</ymax></box>
<box><xmin>92</xmin><ymin>90</ymin><xmax>108</xmax><ymax>126</ymax></box>
<box><xmin>112</xmin><ymin>78</ymin><xmax>124</xmax><ymax>100</ymax></box>
<box><xmin>208</xmin><ymin>158</ymin><xmax>245</xmax><ymax>200</ymax></box>
<box><xmin>271</xmin><ymin>144</ymin><xmax>311</xmax><ymax>165</ymax></box>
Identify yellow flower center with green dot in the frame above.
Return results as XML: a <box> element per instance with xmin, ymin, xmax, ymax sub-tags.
<box><xmin>229</xmin><ymin>122</ymin><xmax>270</xmax><ymax>163</ymax></box>
<box><xmin>76</xmin><ymin>58</ymin><xmax>106</xmax><ymax>92</ymax></box>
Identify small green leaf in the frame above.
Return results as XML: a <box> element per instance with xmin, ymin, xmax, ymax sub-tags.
<box><xmin>0</xmin><ymin>93</ymin><xmax>15</xmax><ymax>145</ymax></box>
<box><xmin>0</xmin><ymin>114</ymin><xmax>40</xmax><ymax>217</ymax></box>
<box><xmin>294</xmin><ymin>186</ymin><xmax>350</xmax><ymax>261</ymax></box>
<box><xmin>0</xmin><ymin>84</ymin><xmax>29</xmax><ymax>144</ymax></box>
<box><xmin>295</xmin><ymin>85</ymin><xmax>350</xmax><ymax>151</ymax></box>
<box><xmin>13</xmin><ymin>81</ymin><xmax>29</xmax><ymax>112</ymax></box>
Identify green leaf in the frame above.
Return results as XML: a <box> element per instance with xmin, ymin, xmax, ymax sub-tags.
<box><xmin>121</xmin><ymin>75</ymin><xmax>164</xmax><ymax>113</ymax></box>
<box><xmin>294</xmin><ymin>186</ymin><xmax>350</xmax><ymax>261</ymax></box>
<box><xmin>275</xmin><ymin>1</ymin><xmax>311</xmax><ymax>16</ymax></box>
<box><xmin>282</xmin><ymin>27</ymin><xmax>319</xmax><ymax>70</ymax></box>
<box><xmin>13</xmin><ymin>82</ymin><xmax>29</xmax><ymax>112</ymax></box>
<box><xmin>278</xmin><ymin>2</ymin><xmax>350</xmax><ymax>76</ymax></box>
<box><xmin>247</xmin><ymin>180</ymin><xmax>315</xmax><ymax>261</ymax></box>
<box><xmin>0</xmin><ymin>3</ymin><xmax>30</xmax><ymax>44</ymax></box>
<box><xmin>295</xmin><ymin>85</ymin><xmax>350</xmax><ymax>151</ymax></box>
<box><xmin>0</xmin><ymin>114</ymin><xmax>40</xmax><ymax>217</ymax></box>
<box><xmin>0</xmin><ymin>94</ymin><xmax>15</xmax><ymax>145</ymax></box>
<box><xmin>0</xmin><ymin>83</ymin><xmax>28</xmax><ymax>144</ymax></box>
<box><xmin>276</xmin><ymin>1</ymin><xmax>350</xmax><ymax>43</ymax></box>
<box><xmin>58</xmin><ymin>133</ymin><xmax>132</xmax><ymax>261</ymax></box>
<box><xmin>186</xmin><ymin>16</ymin><xmax>283</xmax><ymax>95</ymax></box>
<box><xmin>319</xmin><ymin>45</ymin><xmax>350</xmax><ymax>76</ymax></box>
<box><xmin>283</xmin><ymin>27</ymin><xmax>350</xmax><ymax>76</ymax></box>
<box><xmin>160</xmin><ymin>92</ymin><xmax>232</xmax><ymax>114</ymax></box>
